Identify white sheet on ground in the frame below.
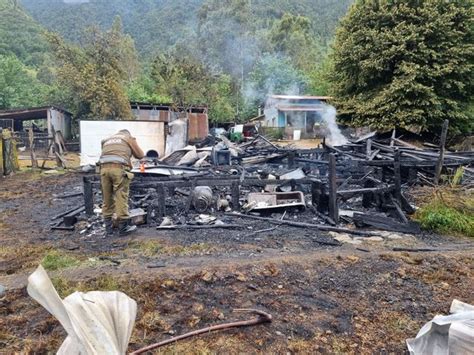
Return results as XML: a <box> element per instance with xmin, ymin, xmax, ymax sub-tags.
<box><xmin>406</xmin><ymin>299</ymin><xmax>474</xmax><ymax>355</ymax></box>
<box><xmin>27</xmin><ymin>265</ymin><xmax>137</xmax><ymax>355</ymax></box>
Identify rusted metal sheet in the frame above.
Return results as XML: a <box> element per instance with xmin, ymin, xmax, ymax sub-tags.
<box><xmin>132</xmin><ymin>108</ymin><xmax>169</xmax><ymax>122</ymax></box>
<box><xmin>188</xmin><ymin>113</ymin><xmax>208</xmax><ymax>142</ymax></box>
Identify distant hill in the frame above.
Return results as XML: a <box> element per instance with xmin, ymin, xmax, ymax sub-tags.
<box><xmin>0</xmin><ymin>0</ymin><xmax>50</xmax><ymax>66</ymax></box>
<box><xmin>20</xmin><ymin>0</ymin><xmax>353</xmax><ymax>57</ymax></box>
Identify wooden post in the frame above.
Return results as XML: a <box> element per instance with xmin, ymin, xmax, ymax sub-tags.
<box><xmin>231</xmin><ymin>182</ymin><xmax>240</xmax><ymax>210</ymax></box>
<box><xmin>28</xmin><ymin>128</ymin><xmax>38</xmax><ymax>169</ymax></box>
<box><xmin>434</xmin><ymin>119</ymin><xmax>449</xmax><ymax>185</ymax></box>
<box><xmin>390</xmin><ymin>128</ymin><xmax>396</xmax><ymax>147</ymax></box>
<box><xmin>0</xmin><ymin>135</ymin><xmax>3</xmax><ymax>175</ymax></box>
<box><xmin>362</xmin><ymin>179</ymin><xmax>376</xmax><ymax>208</ymax></box>
<box><xmin>366</xmin><ymin>139</ymin><xmax>372</xmax><ymax>159</ymax></box>
<box><xmin>311</xmin><ymin>180</ymin><xmax>320</xmax><ymax>207</ymax></box>
<box><xmin>328</xmin><ymin>154</ymin><xmax>339</xmax><ymax>223</ymax></box>
<box><xmin>156</xmin><ymin>185</ymin><xmax>166</xmax><ymax>217</ymax></box>
<box><xmin>287</xmin><ymin>151</ymin><xmax>295</xmax><ymax>169</ymax></box>
<box><xmin>393</xmin><ymin>150</ymin><xmax>402</xmax><ymax>204</ymax></box>
<box><xmin>83</xmin><ymin>177</ymin><xmax>94</xmax><ymax>216</ymax></box>
<box><xmin>312</xmin><ymin>180</ymin><xmax>329</xmax><ymax>213</ymax></box>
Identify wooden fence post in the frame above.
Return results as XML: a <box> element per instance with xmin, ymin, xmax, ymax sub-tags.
<box><xmin>434</xmin><ymin>119</ymin><xmax>449</xmax><ymax>185</ymax></box>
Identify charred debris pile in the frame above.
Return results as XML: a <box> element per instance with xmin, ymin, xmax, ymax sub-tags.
<box><xmin>55</xmin><ymin>128</ymin><xmax>473</xmax><ymax>237</ymax></box>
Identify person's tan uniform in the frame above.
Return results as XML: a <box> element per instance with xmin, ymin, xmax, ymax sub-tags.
<box><xmin>99</xmin><ymin>130</ymin><xmax>144</xmax><ymax>234</ymax></box>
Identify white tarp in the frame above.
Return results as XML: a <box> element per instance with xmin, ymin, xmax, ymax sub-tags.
<box><xmin>80</xmin><ymin>120</ymin><xmax>165</xmax><ymax>166</ymax></box>
<box><xmin>406</xmin><ymin>299</ymin><xmax>474</xmax><ymax>355</ymax></box>
<box><xmin>27</xmin><ymin>265</ymin><xmax>137</xmax><ymax>355</ymax></box>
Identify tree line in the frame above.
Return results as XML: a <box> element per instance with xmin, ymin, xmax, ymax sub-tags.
<box><xmin>0</xmin><ymin>0</ymin><xmax>472</xmax><ymax>135</ymax></box>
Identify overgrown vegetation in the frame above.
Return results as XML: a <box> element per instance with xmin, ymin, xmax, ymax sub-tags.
<box><xmin>415</xmin><ymin>188</ymin><xmax>474</xmax><ymax>238</ymax></box>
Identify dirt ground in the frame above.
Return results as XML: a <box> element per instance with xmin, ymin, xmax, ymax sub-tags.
<box><xmin>1</xmin><ymin>170</ymin><xmax>473</xmax><ymax>354</ymax></box>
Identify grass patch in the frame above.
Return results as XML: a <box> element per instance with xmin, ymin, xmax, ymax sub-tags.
<box><xmin>41</xmin><ymin>250</ymin><xmax>81</xmax><ymax>271</ymax></box>
<box><xmin>51</xmin><ymin>274</ymin><xmax>124</xmax><ymax>298</ymax></box>
<box><xmin>0</xmin><ymin>244</ymin><xmax>53</xmax><ymax>271</ymax></box>
<box><xmin>414</xmin><ymin>188</ymin><xmax>474</xmax><ymax>238</ymax></box>
<box><xmin>129</xmin><ymin>240</ymin><xmax>216</xmax><ymax>257</ymax></box>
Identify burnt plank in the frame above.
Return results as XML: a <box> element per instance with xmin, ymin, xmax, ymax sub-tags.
<box><xmin>353</xmin><ymin>213</ymin><xmax>420</xmax><ymax>234</ymax></box>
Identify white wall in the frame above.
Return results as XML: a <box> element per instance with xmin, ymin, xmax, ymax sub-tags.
<box><xmin>80</xmin><ymin>120</ymin><xmax>165</xmax><ymax>166</ymax></box>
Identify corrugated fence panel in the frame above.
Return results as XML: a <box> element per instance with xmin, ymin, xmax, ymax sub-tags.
<box><xmin>188</xmin><ymin>113</ymin><xmax>208</xmax><ymax>142</ymax></box>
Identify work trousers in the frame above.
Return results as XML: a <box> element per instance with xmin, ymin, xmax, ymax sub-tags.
<box><xmin>100</xmin><ymin>166</ymin><xmax>133</xmax><ymax>221</ymax></box>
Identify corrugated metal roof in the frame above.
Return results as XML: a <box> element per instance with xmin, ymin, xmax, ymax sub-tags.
<box><xmin>269</xmin><ymin>95</ymin><xmax>332</xmax><ymax>100</ymax></box>
<box><xmin>0</xmin><ymin>106</ymin><xmax>72</xmax><ymax>120</ymax></box>
<box><xmin>275</xmin><ymin>105</ymin><xmax>324</xmax><ymax>112</ymax></box>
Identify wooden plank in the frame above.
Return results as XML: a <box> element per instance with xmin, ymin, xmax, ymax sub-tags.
<box><xmin>434</xmin><ymin>119</ymin><xmax>449</xmax><ymax>185</ymax></box>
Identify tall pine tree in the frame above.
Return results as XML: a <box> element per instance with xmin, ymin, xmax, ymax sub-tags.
<box><xmin>329</xmin><ymin>0</ymin><xmax>473</xmax><ymax>135</ymax></box>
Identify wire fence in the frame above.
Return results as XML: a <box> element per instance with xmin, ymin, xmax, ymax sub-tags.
<box><xmin>0</xmin><ymin>119</ymin><xmax>13</xmax><ymax>131</ymax></box>
<box><xmin>15</xmin><ymin>131</ymin><xmax>50</xmax><ymax>151</ymax></box>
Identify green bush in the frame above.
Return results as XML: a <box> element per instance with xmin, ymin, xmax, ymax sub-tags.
<box><xmin>415</xmin><ymin>198</ymin><xmax>474</xmax><ymax>238</ymax></box>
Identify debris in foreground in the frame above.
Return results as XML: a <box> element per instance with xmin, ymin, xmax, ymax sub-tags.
<box><xmin>406</xmin><ymin>299</ymin><xmax>474</xmax><ymax>355</ymax></box>
<box><xmin>27</xmin><ymin>265</ymin><xmax>137</xmax><ymax>355</ymax></box>
<box><xmin>130</xmin><ymin>309</ymin><xmax>273</xmax><ymax>355</ymax></box>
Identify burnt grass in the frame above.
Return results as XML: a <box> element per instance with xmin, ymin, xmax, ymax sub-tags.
<box><xmin>1</xmin><ymin>171</ymin><xmax>473</xmax><ymax>354</ymax></box>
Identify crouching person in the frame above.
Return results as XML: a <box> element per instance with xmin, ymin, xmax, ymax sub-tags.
<box><xmin>99</xmin><ymin>129</ymin><xmax>145</xmax><ymax>236</ymax></box>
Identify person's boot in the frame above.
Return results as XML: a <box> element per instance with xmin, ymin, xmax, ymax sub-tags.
<box><xmin>104</xmin><ymin>218</ymin><xmax>114</xmax><ymax>237</ymax></box>
<box><xmin>118</xmin><ymin>220</ymin><xmax>137</xmax><ymax>236</ymax></box>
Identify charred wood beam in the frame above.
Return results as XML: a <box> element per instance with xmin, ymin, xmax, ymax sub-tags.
<box><xmin>83</xmin><ymin>177</ymin><xmax>94</xmax><ymax>216</ymax></box>
<box><xmin>51</xmin><ymin>205</ymin><xmax>84</xmax><ymax>221</ymax></box>
<box><xmin>157</xmin><ymin>224</ymin><xmax>243</xmax><ymax>230</ymax></box>
<box><xmin>353</xmin><ymin>213</ymin><xmax>420</xmax><ymax>234</ymax></box>
<box><xmin>393</xmin><ymin>151</ymin><xmax>402</xmax><ymax>203</ymax></box>
<box><xmin>156</xmin><ymin>184</ymin><xmax>166</xmax><ymax>217</ymax></box>
<box><xmin>390</xmin><ymin>196</ymin><xmax>409</xmax><ymax>224</ymax></box>
<box><xmin>225</xmin><ymin>212</ymin><xmax>374</xmax><ymax>236</ymax></box>
<box><xmin>63</xmin><ymin>206</ymin><xmax>85</xmax><ymax>227</ymax></box>
<box><xmin>434</xmin><ymin>119</ymin><xmax>449</xmax><ymax>185</ymax></box>
<box><xmin>400</xmin><ymin>193</ymin><xmax>416</xmax><ymax>214</ymax></box>
<box><xmin>328</xmin><ymin>154</ymin><xmax>339</xmax><ymax>223</ymax></box>
<box><xmin>231</xmin><ymin>181</ymin><xmax>240</xmax><ymax>210</ymax></box>
<box><xmin>337</xmin><ymin>185</ymin><xmax>395</xmax><ymax>196</ymax></box>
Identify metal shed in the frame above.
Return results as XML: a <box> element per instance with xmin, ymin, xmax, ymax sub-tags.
<box><xmin>130</xmin><ymin>102</ymin><xmax>209</xmax><ymax>143</ymax></box>
<box><xmin>0</xmin><ymin>106</ymin><xmax>72</xmax><ymax>140</ymax></box>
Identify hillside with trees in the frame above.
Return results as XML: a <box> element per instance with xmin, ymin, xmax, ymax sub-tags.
<box><xmin>0</xmin><ymin>0</ymin><xmax>472</xmax><ymax>135</ymax></box>
<box><xmin>21</xmin><ymin>0</ymin><xmax>352</xmax><ymax>57</ymax></box>
<box><xmin>9</xmin><ymin>0</ymin><xmax>353</xmax><ymax>122</ymax></box>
